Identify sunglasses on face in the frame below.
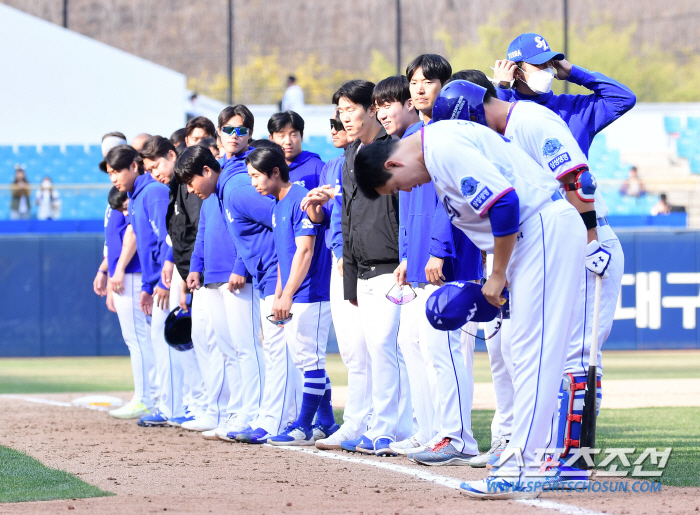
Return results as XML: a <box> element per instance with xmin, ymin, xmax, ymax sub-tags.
<box><xmin>385</xmin><ymin>284</ymin><xmax>417</xmax><ymax>305</ymax></box>
<box><xmin>329</xmin><ymin>119</ymin><xmax>345</xmax><ymax>132</ymax></box>
<box><xmin>221</xmin><ymin>125</ymin><xmax>250</xmax><ymax>137</ymax></box>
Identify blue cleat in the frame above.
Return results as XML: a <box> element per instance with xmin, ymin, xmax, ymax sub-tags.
<box><xmin>373</xmin><ymin>437</ymin><xmax>397</xmax><ymax>457</ymax></box>
<box><xmin>236</xmin><ymin>427</ymin><xmax>271</xmax><ymax>444</ymax></box>
<box><xmin>137</xmin><ymin>409</ymin><xmax>168</xmax><ymax>427</ymax></box>
<box><xmin>267</xmin><ymin>423</ymin><xmax>314</xmax><ymax>446</ymax></box>
<box><xmin>341</xmin><ymin>435</ymin><xmax>369</xmax><ymax>453</ymax></box>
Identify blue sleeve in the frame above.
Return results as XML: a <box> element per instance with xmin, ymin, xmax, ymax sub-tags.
<box><xmin>236</xmin><ymin>186</ymin><xmax>275</xmax><ymax>229</ymax></box>
<box><xmin>398</xmin><ymin>190</ymin><xmax>408</xmax><ymax>261</ymax></box>
<box><xmin>190</xmin><ymin>204</ymin><xmax>205</xmax><ymax>275</ymax></box>
<box><xmin>232</xmin><ymin>254</ymin><xmax>247</xmax><ymax>277</ymax></box>
<box><xmin>165</xmin><ymin>244</ymin><xmax>173</xmax><ymax>263</ymax></box>
<box><xmin>489</xmin><ymin>190</ymin><xmax>520</xmax><ymax>237</ymax></box>
<box><xmin>330</xmin><ymin>191</ymin><xmax>343</xmax><ymax>260</ymax></box>
<box><xmin>565</xmin><ymin>65</ymin><xmax>637</xmax><ymax>134</ymax></box>
<box><xmin>496</xmin><ymin>87</ymin><xmax>515</xmax><ymax>101</ymax></box>
<box><xmin>428</xmin><ymin>198</ymin><xmax>453</xmax><ymax>259</ymax></box>
<box><xmin>139</xmin><ymin>193</ymin><xmax>170</xmax><ymax>293</ymax></box>
<box><xmin>293</xmin><ymin>204</ymin><xmax>317</xmax><ymax>238</ymax></box>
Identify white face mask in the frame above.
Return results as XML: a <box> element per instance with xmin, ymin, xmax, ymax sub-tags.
<box><xmin>41</xmin><ymin>180</ymin><xmax>52</xmax><ymax>189</ymax></box>
<box><xmin>519</xmin><ymin>67</ymin><xmax>555</xmax><ymax>95</ymax></box>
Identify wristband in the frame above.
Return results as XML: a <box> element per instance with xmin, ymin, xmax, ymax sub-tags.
<box><xmin>99</xmin><ymin>269</ymin><xmax>108</xmax><ymax>275</ymax></box>
<box><xmin>580</xmin><ymin>210</ymin><xmax>597</xmax><ymax>230</ymax></box>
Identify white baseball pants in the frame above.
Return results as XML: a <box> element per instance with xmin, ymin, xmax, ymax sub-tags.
<box><xmin>285</xmin><ymin>301</ymin><xmax>331</xmax><ymax>371</ymax></box>
<box><xmin>152</xmin><ymin>287</ymin><xmax>185</xmax><ymax>420</ymax></box>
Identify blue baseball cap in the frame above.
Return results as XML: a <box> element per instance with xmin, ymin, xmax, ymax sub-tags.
<box><xmin>425</xmin><ymin>281</ymin><xmax>504</xmax><ymax>331</ymax></box>
<box><xmin>506</xmin><ymin>33</ymin><xmax>565</xmax><ymax>65</ymax></box>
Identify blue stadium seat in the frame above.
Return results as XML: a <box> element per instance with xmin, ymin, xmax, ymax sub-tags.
<box><xmin>65</xmin><ymin>145</ymin><xmax>87</xmax><ymax>157</ymax></box>
<box><xmin>17</xmin><ymin>145</ymin><xmax>40</xmax><ymax>159</ymax></box>
<box><xmin>87</xmin><ymin>144</ymin><xmax>102</xmax><ymax>157</ymax></box>
<box><xmin>690</xmin><ymin>153</ymin><xmax>700</xmax><ymax>174</ymax></box>
<box><xmin>687</xmin><ymin>117</ymin><xmax>700</xmax><ymax>132</ymax></box>
<box><xmin>41</xmin><ymin>145</ymin><xmax>63</xmax><ymax>158</ymax></box>
<box><xmin>664</xmin><ymin>116</ymin><xmax>682</xmax><ymax>134</ymax></box>
<box><xmin>677</xmin><ymin>132</ymin><xmax>698</xmax><ymax>159</ymax></box>
<box><xmin>0</xmin><ymin>146</ymin><xmax>14</xmax><ymax>159</ymax></box>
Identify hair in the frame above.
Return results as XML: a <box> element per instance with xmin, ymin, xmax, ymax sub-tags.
<box><xmin>170</xmin><ymin>128</ymin><xmax>186</xmax><ymax>147</ymax></box>
<box><xmin>288</xmin><ymin>75</ymin><xmax>296</xmax><ymax>83</ymax></box>
<box><xmin>201</xmin><ymin>137</ymin><xmax>217</xmax><ymax>149</ymax></box>
<box><xmin>372</xmin><ymin>75</ymin><xmax>412</xmax><ymax>107</ymax></box>
<box><xmin>406</xmin><ymin>54</ymin><xmax>452</xmax><ymax>85</ymax></box>
<box><xmin>250</xmin><ymin>139</ymin><xmax>283</xmax><ymax>151</ymax></box>
<box><xmin>267</xmin><ymin>111</ymin><xmax>305</xmax><ymax>137</ymax></box>
<box><xmin>660</xmin><ymin>193</ymin><xmax>667</xmax><ymax>201</ymax></box>
<box><xmin>174</xmin><ymin>144</ymin><xmax>221</xmax><ymax>184</ymax></box>
<box><xmin>139</xmin><ymin>136</ymin><xmax>177</xmax><ymax>161</ymax></box>
<box><xmin>217</xmin><ymin>104</ymin><xmax>255</xmax><ymax>133</ymax></box>
<box><xmin>332</xmin><ymin>80</ymin><xmax>376</xmax><ymax>110</ymax></box>
<box><xmin>185</xmin><ymin>116</ymin><xmax>216</xmax><ymax>138</ymax></box>
<box><xmin>448</xmin><ymin>70</ymin><xmax>498</xmax><ymax>101</ymax></box>
<box><xmin>102</xmin><ymin>131</ymin><xmax>127</xmax><ymax>141</ymax></box>
<box><xmin>104</xmin><ymin>145</ymin><xmax>144</xmax><ymax>175</ymax></box>
<box><xmin>246</xmin><ymin>146</ymin><xmax>290</xmax><ymax>182</ymax></box>
<box><xmin>353</xmin><ymin>139</ymin><xmax>398</xmax><ymax>200</ymax></box>
<box><xmin>108</xmin><ymin>186</ymin><xmax>128</xmax><ymax>210</ymax></box>
<box><xmin>13</xmin><ymin>168</ymin><xmax>27</xmax><ymax>184</ymax></box>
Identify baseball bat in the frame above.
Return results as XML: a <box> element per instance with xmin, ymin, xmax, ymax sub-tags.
<box><xmin>578</xmin><ymin>274</ymin><xmax>602</xmax><ymax>469</ymax></box>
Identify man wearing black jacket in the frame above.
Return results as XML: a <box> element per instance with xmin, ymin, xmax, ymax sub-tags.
<box><xmin>334</xmin><ymin>80</ymin><xmax>412</xmax><ymax>456</ymax></box>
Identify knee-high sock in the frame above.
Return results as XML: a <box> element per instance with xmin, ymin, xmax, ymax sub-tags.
<box><xmin>316</xmin><ymin>372</ymin><xmax>335</xmax><ymax>427</ymax></box>
<box><xmin>296</xmin><ymin>369</ymin><xmax>326</xmax><ymax>429</ymax></box>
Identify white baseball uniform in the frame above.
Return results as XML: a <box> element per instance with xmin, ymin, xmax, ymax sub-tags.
<box><xmin>422</xmin><ymin>120</ymin><xmax>586</xmax><ymax>478</ymax></box>
<box><xmin>503</xmin><ymin>100</ymin><xmax>624</xmax><ymax>377</ymax></box>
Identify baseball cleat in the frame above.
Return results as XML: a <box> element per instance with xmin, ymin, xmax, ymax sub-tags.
<box><xmin>219</xmin><ymin>418</ymin><xmax>250</xmax><ymax>442</ymax></box>
<box><xmin>460</xmin><ymin>476</ymin><xmax>540</xmax><ymax>500</ymax></box>
<box><xmin>181</xmin><ymin>417</ymin><xmax>217</xmax><ymax>432</ymax></box>
<box><xmin>267</xmin><ymin>423</ymin><xmax>314</xmax><ymax>446</ymax></box>
<box><xmin>411</xmin><ymin>438</ymin><xmax>474</xmax><ymax>466</ymax></box>
<box><xmin>236</xmin><ymin>427</ymin><xmax>271</xmax><ymax>444</ymax></box>
<box><xmin>137</xmin><ymin>409</ymin><xmax>168</xmax><ymax>427</ymax></box>
<box><xmin>469</xmin><ymin>435</ymin><xmax>509</xmax><ymax>468</ymax></box>
<box><xmin>202</xmin><ymin>429</ymin><xmax>219</xmax><ymax>441</ymax></box>
<box><xmin>167</xmin><ymin>414</ymin><xmax>195</xmax><ymax>427</ymax></box>
<box><xmin>109</xmin><ymin>400</ymin><xmax>151</xmax><ymax>420</ymax></box>
<box><xmin>373</xmin><ymin>437</ymin><xmax>397</xmax><ymax>457</ymax></box>
<box><xmin>389</xmin><ymin>435</ymin><xmax>424</xmax><ymax>455</ymax></box>
<box><xmin>312</xmin><ymin>423</ymin><xmax>340</xmax><ymax>442</ymax></box>
<box><xmin>341</xmin><ymin>435</ymin><xmax>369</xmax><ymax>453</ymax></box>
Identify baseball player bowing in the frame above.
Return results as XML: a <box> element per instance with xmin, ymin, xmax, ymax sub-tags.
<box><xmin>436</xmin><ymin>74</ymin><xmax>620</xmax><ymax>478</ymax></box>
<box><xmin>247</xmin><ymin>146</ymin><xmax>338</xmax><ymax>446</ymax></box>
<box><xmin>352</xmin><ymin>120</ymin><xmax>587</xmax><ymax>500</ymax></box>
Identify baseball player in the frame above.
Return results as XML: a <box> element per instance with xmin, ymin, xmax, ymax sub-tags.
<box><xmin>95</xmin><ymin>186</ymin><xmax>158</xmax><ymax>419</ymax></box>
<box><xmin>437</xmin><ymin>73</ymin><xmax>621</xmax><ymax>477</ymax></box>
<box><xmin>247</xmin><ymin>146</ymin><xmax>337</xmax><ymax>445</ymax></box>
<box><xmin>492</xmin><ymin>32</ymin><xmax>636</xmax><ymax>156</ymax></box>
<box><xmin>174</xmin><ymin>106</ymin><xmax>301</xmax><ymax>445</ymax></box>
<box><xmin>103</xmin><ymin>144</ymin><xmax>186</xmax><ymax>426</ymax></box>
<box><xmin>352</xmin><ymin>119</ymin><xmax>587</xmax><ymax>499</ymax></box>
<box><xmin>302</xmin><ymin>110</ymin><xmax>372</xmax><ymax>450</ymax></box>
<box><xmin>268</xmin><ymin>111</ymin><xmax>325</xmax><ymax>190</ymax></box>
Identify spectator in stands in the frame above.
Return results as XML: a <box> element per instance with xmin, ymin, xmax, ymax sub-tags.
<box><xmin>200</xmin><ymin>137</ymin><xmax>219</xmax><ymax>157</ymax></box>
<box><xmin>651</xmin><ymin>193</ymin><xmax>672</xmax><ymax>216</ymax></box>
<box><xmin>170</xmin><ymin>128</ymin><xmax>187</xmax><ymax>153</ymax></box>
<box><xmin>620</xmin><ymin>166</ymin><xmax>646</xmax><ymax>197</ymax></box>
<box><xmin>131</xmin><ymin>133</ymin><xmax>151</xmax><ymax>152</ymax></box>
<box><xmin>185</xmin><ymin>116</ymin><xmax>216</xmax><ymax>147</ymax></box>
<box><xmin>35</xmin><ymin>176</ymin><xmax>61</xmax><ymax>220</ymax></box>
<box><xmin>281</xmin><ymin>75</ymin><xmax>304</xmax><ymax>112</ymax></box>
<box><xmin>10</xmin><ymin>164</ymin><xmax>31</xmax><ymax>220</ymax></box>
<box><xmin>186</xmin><ymin>92</ymin><xmax>199</xmax><ymax>121</ymax></box>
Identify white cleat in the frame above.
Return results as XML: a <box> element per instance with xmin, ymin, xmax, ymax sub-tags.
<box><xmin>315</xmin><ymin>426</ymin><xmax>355</xmax><ymax>450</ymax></box>
<box><xmin>181</xmin><ymin>417</ymin><xmax>217</xmax><ymax>432</ymax></box>
<box><xmin>460</xmin><ymin>476</ymin><xmax>541</xmax><ymax>500</ymax></box>
<box><xmin>109</xmin><ymin>400</ymin><xmax>151</xmax><ymax>420</ymax></box>
<box><xmin>389</xmin><ymin>435</ymin><xmax>424</xmax><ymax>456</ymax></box>
<box><xmin>469</xmin><ymin>435</ymin><xmax>509</xmax><ymax>468</ymax></box>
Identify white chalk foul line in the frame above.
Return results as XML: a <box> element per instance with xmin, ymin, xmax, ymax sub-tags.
<box><xmin>274</xmin><ymin>445</ymin><xmax>607</xmax><ymax>515</ymax></box>
<box><xmin>0</xmin><ymin>394</ymin><xmax>111</xmax><ymax>411</ymax></box>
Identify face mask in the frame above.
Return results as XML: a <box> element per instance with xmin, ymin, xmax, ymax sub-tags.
<box><xmin>519</xmin><ymin>67</ymin><xmax>555</xmax><ymax>95</ymax></box>
<box><xmin>41</xmin><ymin>180</ymin><xmax>51</xmax><ymax>189</ymax></box>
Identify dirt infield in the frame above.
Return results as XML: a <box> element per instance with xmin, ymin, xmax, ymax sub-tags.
<box><xmin>0</xmin><ymin>394</ymin><xmax>698</xmax><ymax>515</ymax></box>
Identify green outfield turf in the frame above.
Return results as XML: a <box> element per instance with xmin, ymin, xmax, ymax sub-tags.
<box><xmin>0</xmin><ymin>445</ymin><xmax>111</xmax><ymax>503</ymax></box>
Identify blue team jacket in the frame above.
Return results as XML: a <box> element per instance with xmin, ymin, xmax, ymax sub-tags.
<box><xmin>289</xmin><ymin>150</ymin><xmax>324</xmax><ymax>190</ymax></box>
<box><xmin>216</xmin><ymin>149</ymin><xmax>279</xmax><ymax>297</ymax></box>
<box><xmin>190</xmin><ymin>195</ymin><xmax>249</xmax><ymax>286</ymax></box>
<box><xmin>104</xmin><ymin>205</ymin><xmax>140</xmax><ymax>276</ymax></box>
<box><xmin>128</xmin><ymin>173</ymin><xmax>170</xmax><ymax>294</ymax></box>
<box><xmin>497</xmin><ymin>65</ymin><xmax>636</xmax><ymax>156</ymax></box>
<box><xmin>319</xmin><ymin>154</ymin><xmax>344</xmax><ymax>257</ymax></box>
<box><xmin>399</xmin><ymin>122</ymin><xmax>483</xmax><ymax>285</ymax></box>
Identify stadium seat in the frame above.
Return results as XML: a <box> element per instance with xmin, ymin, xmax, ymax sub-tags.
<box><xmin>64</xmin><ymin>145</ymin><xmax>87</xmax><ymax>156</ymax></box>
<box><xmin>687</xmin><ymin>117</ymin><xmax>700</xmax><ymax>132</ymax></box>
<box><xmin>664</xmin><ymin>116</ymin><xmax>682</xmax><ymax>135</ymax></box>
<box><xmin>676</xmin><ymin>132</ymin><xmax>698</xmax><ymax>160</ymax></box>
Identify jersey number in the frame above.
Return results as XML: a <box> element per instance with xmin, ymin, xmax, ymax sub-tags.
<box><xmin>443</xmin><ymin>196</ymin><xmax>461</xmax><ymax>221</ymax></box>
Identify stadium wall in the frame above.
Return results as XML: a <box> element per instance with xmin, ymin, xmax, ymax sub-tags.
<box><xmin>0</xmin><ymin>231</ymin><xmax>698</xmax><ymax>357</ymax></box>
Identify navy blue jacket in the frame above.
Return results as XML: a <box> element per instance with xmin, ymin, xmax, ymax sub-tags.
<box><xmin>216</xmin><ymin>149</ymin><xmax>278</xmax><ymax>297</ymax></box>
<box><xmin>497</xmin><ymin>65</ymin><xmax>636</xmax><ymax>156</ymax></box>
<box><xmin>128</xmin><ymin>173</ymin><xmax>170</xmax><ymax>294</ymax></box>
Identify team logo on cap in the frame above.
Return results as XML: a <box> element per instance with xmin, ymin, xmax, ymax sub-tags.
<box><xmin>460</xmin><ymin>176</ymin><xmax>479</xmax><ymax>197</ymax></box>
<box><xmin>542</xmin><ymin>138</ymin><xmax>562</xmax><ymax>157</ymax></box>
<box><xmin>535</xmin><ymin>36</ymin><xmax>549</xmax><ymax>50</ymax></box>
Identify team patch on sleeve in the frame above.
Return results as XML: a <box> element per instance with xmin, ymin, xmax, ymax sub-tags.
<box><xmin>460</xmin><ymin>176</ymin><xmax>479</xmax><ymax>197</ymax></box>
<box><xmin>542</xmin><ymin>138</ymin><xmax>562</xmax><ymax>157</ymax></box>
<box><xmin>548</xmin><ymin>152</ymin><xmax>571</xmax><ymax>171</ymax></box>
<box><xmin>470</xmin><ymin>187</ymin><xmax>493</xmax><ymax>210</ymax></box>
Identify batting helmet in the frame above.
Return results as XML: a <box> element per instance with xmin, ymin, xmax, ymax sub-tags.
<box><xmin>432</xmin><ymin>80</ymin><xmax>487</xmax><ymax>126</ymax></box>
<box><xmin>425</xmin><ymin>280</ymin><xmax>505</xmax><ymax>331</ymax></box>
<box><xmin>164</xmin><ymin>306</ymin><xmax>193</xmax><ymax>351</ymax></box>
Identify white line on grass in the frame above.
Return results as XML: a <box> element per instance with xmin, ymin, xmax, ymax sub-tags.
<box><xmin>2</xmin><ymin>395</ymin><xmax>605</xmax><ymax>515</ymax></box>
<box><xmin>275</xmin><ymin>446</ymin><xmax>607</xmax><ymax>515</ymax></box>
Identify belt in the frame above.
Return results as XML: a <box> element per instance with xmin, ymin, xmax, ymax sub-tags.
<box><xmin>597</xmin><ymin>217</ymin><xmax>609</xmax><ymax>227</ymax></box>
<box><xmin>551</xmin><ymin>190</ymin><xmax>563</xmax><ymax>202</ymax></box>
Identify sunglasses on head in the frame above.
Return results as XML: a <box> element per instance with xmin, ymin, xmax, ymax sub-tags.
<box><xmin>221</xmin><ymin>125</ymin><xmax>250</xmax><ymax>137</ymax></box>
<box><xmin>330</xmin><ymin>119</ymin><xmax>345</xmax><ymax>132</ymax></box>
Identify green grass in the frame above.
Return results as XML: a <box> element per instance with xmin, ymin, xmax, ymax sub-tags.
<box><xmin>0</xmin><ymin>445</ymin><xmax>111</xmax><ymax>503</ymax></box>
